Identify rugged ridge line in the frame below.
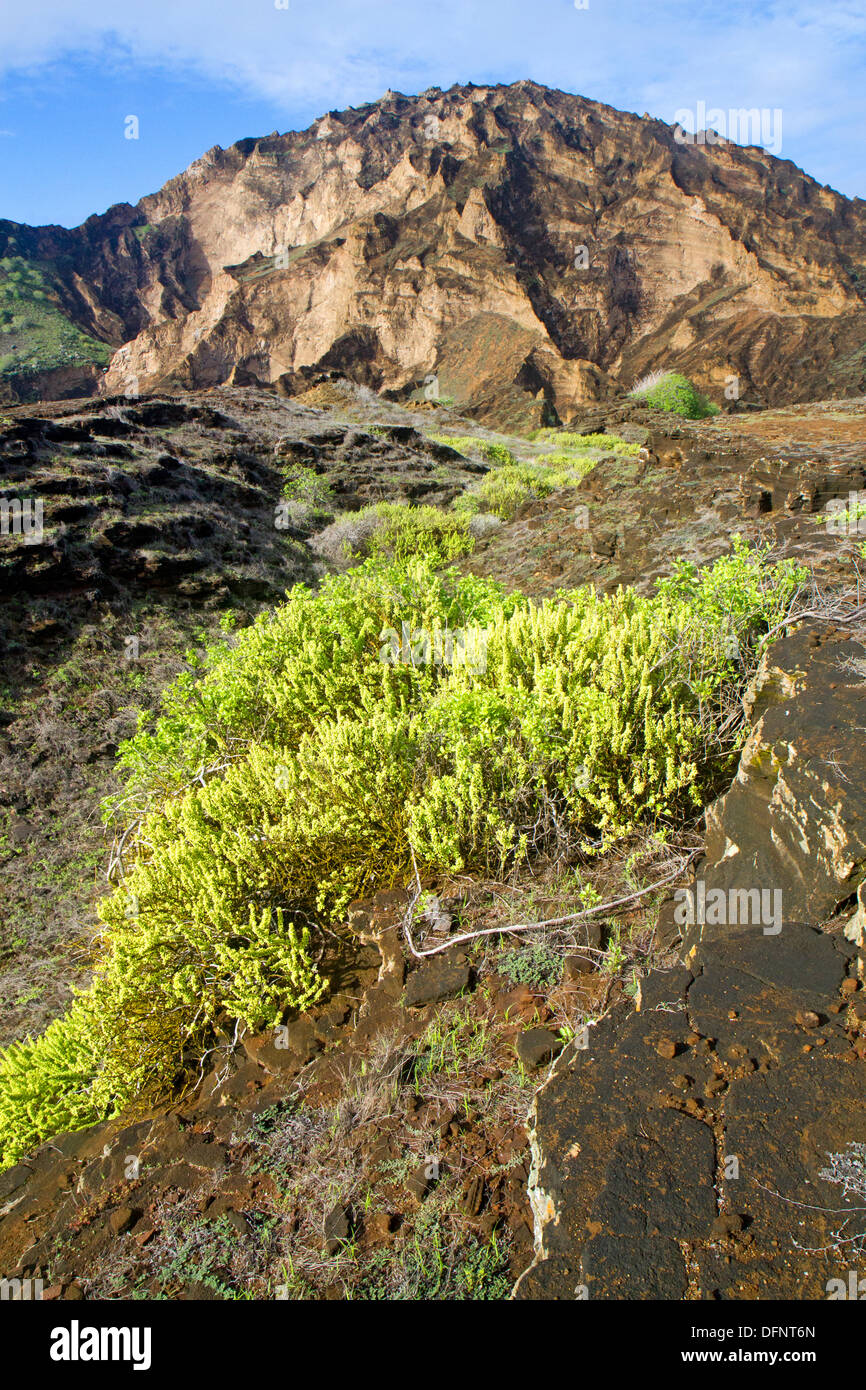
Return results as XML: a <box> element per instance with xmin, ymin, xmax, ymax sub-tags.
<box><xmin>3</xmin><ymin>81</ymin><xmax>866</xmax><ymax>416</ymax></box>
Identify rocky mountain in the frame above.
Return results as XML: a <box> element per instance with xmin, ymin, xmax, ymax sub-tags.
<box><xmin>3</xmin><ymin>81</ymin><xmax>866</xmax><ymax>422</ymax></box>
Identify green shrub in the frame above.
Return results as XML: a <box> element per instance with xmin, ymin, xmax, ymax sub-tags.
<box><xmin>312</xmin><ymin>503</ymin><xmax>474</xmax><ymax>568</ymax></box>
<box><xmin>628</xmin><ymin>372</ymin><xmax>719</xmax><ymax>419</ymax></box>
<box><xmin>0</xmin><ymin>541</ymin><xmax>806</xmax><ymax>1167</ymax></box>
<box><xmin>281</xmin><ymin>466</ymin><xmax>333</xmax><ymax>508</ymax></box>
<box><xmin>358</xmin><ymin>502</ymin><xmax>473</xmax><ymax>564</ymax></box>
<box><xmin>478</xmin><ymin>463</ymin><xmax>551</xmax><ymax>518</ymax></box>
<box><xmin>477</xmin><ymin>458</ymin><xmax>594</xmax><ymax>519</ymax></box>
<box><xmin>538</xmin><ymin>451</ymin><xmax>599</xmax><ymax>472</ymax></box>
<box><xmin>427</xmin><ymin>434</ymin><xmax>517</xmax><ymax>468</ymax></box>
<box><xmin>500</xmin><ymin>943</ymin><xmax>563</xmax><ymax>990</ymax></box>
<box><xmin>451</xmin><ymin>492</ymin><xmax>481</xmax><ymax>516</ymax></box>
<box><xmin>531</xmin><ymin>430</ymin><xmax>641</xmax><ymax>455</ymax></box>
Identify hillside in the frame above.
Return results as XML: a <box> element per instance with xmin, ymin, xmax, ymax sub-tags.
<box><xmin>1</xmin><ymin>383</ymin><xmax>865</xmax><ymax>1300</ymax></box>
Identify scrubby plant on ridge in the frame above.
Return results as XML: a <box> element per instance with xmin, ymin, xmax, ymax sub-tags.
<box><xmin>0</xmin><ymin>539</ymin><xmax>808</xmax><ymax>1168</ymax></box>
<box><xmin>628</xmin><ymin>371</ymin><xmax>719</xmax><ymax>419</ymax></box>
<box><xmin>435</xmin><ymin>430</ymin><xmax>615</xmax><ymax>521</ymax></box>
<box><xmin>312</xmin><ymin>503</ymin><xmax>475</xmax><ymax>567</ymax></box>
<box><xmin>455</xmin><ymin>459</ymin><xmax>598</xmax><ymax>521</ymax></box>
<box><xmin>427</xmin><ymin>433</ymin><xmax>518</xmax><ymax>468</ymax></box>
<box><xmin>530</xmin><ymin>429</ymin><xmax>641</xmax><ymax>456</ymax></box>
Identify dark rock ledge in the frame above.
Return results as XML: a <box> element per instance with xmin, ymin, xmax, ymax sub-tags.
<box><xmin>514</xmin><ymin>624</ymin><xmax>866</xmax><ymax>1299</ymax></box>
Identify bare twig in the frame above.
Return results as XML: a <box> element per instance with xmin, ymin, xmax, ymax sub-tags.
<box><xmin>401</xmin><ymin>847</ymin><xmax>701</xmax><ymax>959</ymax></box>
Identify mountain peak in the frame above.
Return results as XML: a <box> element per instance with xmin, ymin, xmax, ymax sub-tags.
<box><xmin>2</xmin><ymin>82</ymin><xmax>865</xmax><ymax>413</ymax></box>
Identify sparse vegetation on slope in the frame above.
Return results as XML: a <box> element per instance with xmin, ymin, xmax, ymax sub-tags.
<box><xmin>0</xmin><ymin>534</ymin><xmax>807</xmax><ymax>1168</ymax></box>
<box><xmin>332</xmin><ymin>501</ymin><xmax>474</xmax><ymax>564</ymax></box>
<box><xmin>530</xmin><ymin>429</ymin><xmax>641</xmax><ymax>455</ymax></box>
<box><xmin>0</xmin><ymin>255</ymin><xmax>111</xmax><ymax>381</ymax></box>
<box><xmin>426</xmin><ymin>434</ymin><xmax>518</xmax><ymax>468</ymax></box>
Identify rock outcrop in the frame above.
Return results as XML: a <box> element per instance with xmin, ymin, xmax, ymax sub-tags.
<box><xmin>681</xmin><ymin>626</ymin><xmax>866</xmax><ymax>955</ymax></box>
<box><xmin>517</xmin><ymin>621</ymin><xmax>866</xmax><ymax>1299</ymax></box>
<box><xmin>515</xmin><ymin>923</ymin><xmax>863</xmax><ymax>1300</ymax></box>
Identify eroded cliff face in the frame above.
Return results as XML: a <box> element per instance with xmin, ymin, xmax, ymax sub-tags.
<box><xmin>4</xmin><ymin>81</ymin><xmax>866</xmax><ymax>417</ymax></box>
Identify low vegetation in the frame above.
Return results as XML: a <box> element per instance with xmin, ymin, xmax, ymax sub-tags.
<box><xmin>628</xmin><ymin>371</ymin><xmax>719</xmax><ymax>419</ymax></box>
<box><xmin>427</xmin><ymin>434</ymin><xmax>517</xmax><ymax>467</ymax></box>
<box><xmin>316</xmin><ymin>501</ymin><xmax>474</xmax><ymax>565</ymax></box>
<box><xmin>0</xmin><ymin>255</ymin><xmax>111</xmax><ymax>381</ymax></box>
<box><xmin>530</xmin><ymin>429</ymin><xmax>641</xmax><ymax>455</ymax></box>
<box><xmin>0</xmin><ymin>527</ymin><xmax>807</xmax><ymax>1168</ymax></box>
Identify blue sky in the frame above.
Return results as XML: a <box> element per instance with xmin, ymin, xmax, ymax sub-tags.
<box><xmin>1</xmin><ymin>0</ymin><xmax>864</xmax><ymax>228</ymax></box>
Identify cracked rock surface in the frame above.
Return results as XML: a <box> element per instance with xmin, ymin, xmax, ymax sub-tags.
<box><xmin>516</xmin><ymin>625</ymin><xmax>866</xmax><ymax>1300</ymax></box>
<box><xmin>515</xmin><ymin>925</ymin><xmax>862</xmax><ymax>1300</ymax></box>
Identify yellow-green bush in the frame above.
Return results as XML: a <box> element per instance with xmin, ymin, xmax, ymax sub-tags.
<box><xmin>0</xmin><ymin>541</ymin><xmax>807</xmax><ymax>1167</ymax></box>
<box><xmin>537</xmin><ymin>451</ymin><xmax>599</xmax><ymax>475</ymax></box>
<box><xmin>427</xmin><ymin>434</ymin><xmax>517</xmax><ymax>467</ymax></box>
<box><xmin>476</xmin><ymin>459</ymin><xmax>592</xmax><ymax>519</ymax></box>
<box><xmin>351</xmin><ymin>502</ymin><xmax>473</xmax><ymax>564</ymax></box>
<box><xmin>531</xmin><ymin>429</ymin><xmax>641</xmax><ymax>455</ymax></box>
<box><xmin>477</xmin><ymin>463</ymin><xmax>550</xmax><ymax>518</ymax></box>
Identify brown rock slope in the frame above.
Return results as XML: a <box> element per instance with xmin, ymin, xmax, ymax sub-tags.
<box><xmin>4</xmin><ymin>81</ymin><xmax>866</xmax><ymax>417</ymax></box>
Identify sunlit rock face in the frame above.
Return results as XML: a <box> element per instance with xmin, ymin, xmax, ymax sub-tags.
<box><xmin>4</xmin><ymin>81</ymin><xmax>866</xmax><ymax>417</ymax></box>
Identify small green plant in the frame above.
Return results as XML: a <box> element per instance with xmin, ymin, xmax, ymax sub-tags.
<box><xmin>281</xmin><ymin>466</ymin><xmax>333</xmax><ymax>508</ymax></box>
<box><xmin>531</xmin><ymin>429</ymin><xmax>641</xmax><ymax>455</ymax></box>
<box><xmin>500</xmin><ymin>943</ymin><xmax>562</xmax><ymax>990</ymax></box>
<box><xmin>355</xmin><ymin>1202</ymin><xmax>512</xmax><ymax>1300</ymax></box>
<box><xmin>601</xmin><ymin>928</ymin><xmax>626</xmax><ymax>976</ymax></box>
<box><xmin>410</xmin><ymin>1008</ymin><xmax>487</xmax><ymax>1086</ymax></box>
<box><xmin>628</xmin><ymin>371</ymin><xmax>719</xmax><ymax>419</ymax></box>
<box><xmin>428</xmin><ymin>434</ymin><xmax>517</xmax><ymax>468</ymax></box>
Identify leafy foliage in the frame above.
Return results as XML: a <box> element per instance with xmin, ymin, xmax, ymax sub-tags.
<box><xmin>628</xmin><ymin>371</ymin><xmax>719</xmax><ymax>419</ymax></box>
<box><xmin>530</xmin><ymin>429</ymin><xmax>641</xmax><ymax>455</ymax></box>
<box><xmin>0</xmin><ymin>541</ymin><xmax>806</xmax><ymax>1167</ymax></box>
<box><xmin>280</xmin><ymin>466</ymin><xmax>333</xmax><ymax>508</ymax></box>
<box><xmin>500</xmin><ymin>943</ymin><xmax>563</xmax><ymax>990</ymax></box>
<box><xmin>473</xmin><ymin>459</ymin><xmax>594</xmax><ymax>519</ymax></box>
<box><xmin>348</xmin><ymin>502</ymin><xmax>474</xmax><ymax>564</ymax></box>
